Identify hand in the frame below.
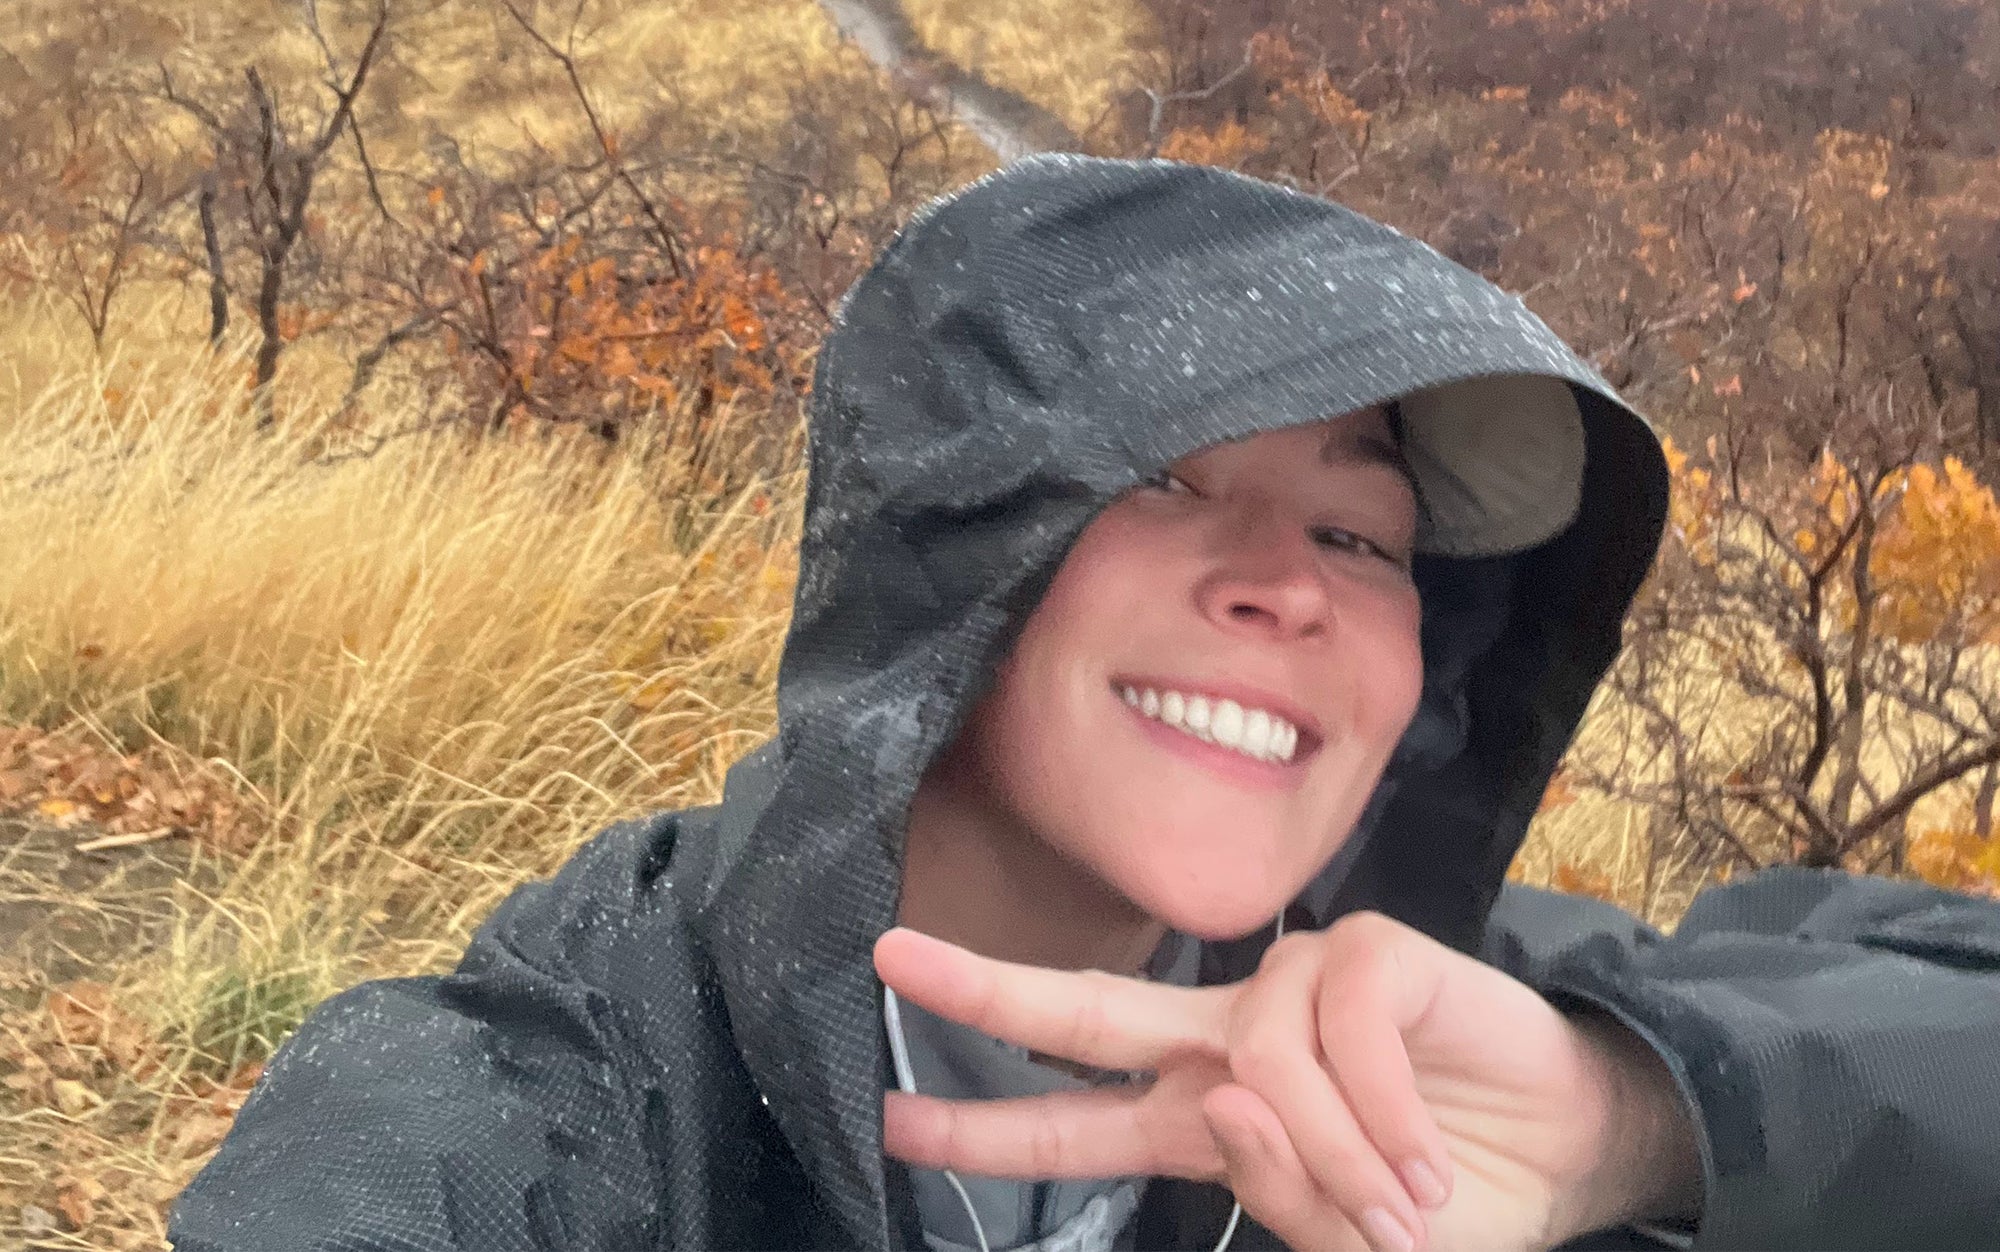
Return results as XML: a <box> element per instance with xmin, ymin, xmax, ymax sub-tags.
<box><xmin>875</xmin><ymin>912</ymin><xmax>1699</xmax><ymax>1252</ymax></box>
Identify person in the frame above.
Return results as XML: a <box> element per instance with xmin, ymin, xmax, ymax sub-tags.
<box><xmin>167</xmin><ymin>155</ymin><xmax>2000</xmax><ymax>1252</ymax></box>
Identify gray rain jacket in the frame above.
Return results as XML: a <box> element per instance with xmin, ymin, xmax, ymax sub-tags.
<box><xmin>169</xmin><ymin>156</ymin><xmax>2000</xmax><ymax>1251</ymax></box>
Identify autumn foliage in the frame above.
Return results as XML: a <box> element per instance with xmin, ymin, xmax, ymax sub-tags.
<box><xmin>5</xmin><ymin>0</ymin><xmax>2000</xmax><ymax>1242</ymax></box>
<box><xmin>1574</xmin><ymin>434</ymin><xmax>2000</xmax><ymax>900</ymax></box>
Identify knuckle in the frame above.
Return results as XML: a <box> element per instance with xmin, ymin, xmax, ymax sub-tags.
<box><xmin>1259</xmin><ymin>930</ymin><xmax>1319</xmax><ymax>971</ymax></box>
<box><xmin>1029</xmin><ymin>1112</ymin><xmax>1072</xmax><ymax>1176</ymax></box>
<box><xmin>1327</xmin><ymin>909</ymin><xmax>1397</xmax><ymax>945</ymax></box>
<box><xmin>1227</xmin><ymin>1030</ymin><xmax>1298</xmax><ymax>1091</ymax></box>
<box><xmin>935</xmin><ymin>1105</ymin><xmax>967</xmax><ymax>1167</ymax></box>
<box><xmin>1322</xmin><ymin>912</ymin><xmax>1404</xmax><ymax>979</ymax></box>
<box><xmin>1072</xmin><ymin>971</ymin><xmax>1117</xmax><ymax>1056</ymax></box>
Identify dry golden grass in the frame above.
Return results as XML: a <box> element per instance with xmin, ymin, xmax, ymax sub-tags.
<box><xmin>0</xmin><ymin>281</ymin><xmax>801</xmax><ymax>1245</ymax></box>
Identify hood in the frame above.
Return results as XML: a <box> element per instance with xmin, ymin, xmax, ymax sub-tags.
<box><xmin>675</xmin><ymin>154</ymin><xmax>1670</xmax><ymax>1249</ymax></box>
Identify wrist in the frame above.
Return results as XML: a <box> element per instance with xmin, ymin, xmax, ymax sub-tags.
<box><xmin>1551</xmin><ymin>1007</ymin><xmax>1705</xmax><ymax>1242</ymax></box>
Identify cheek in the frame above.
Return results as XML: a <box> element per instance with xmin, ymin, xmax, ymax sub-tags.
<box><xmin>1349</xmin><ymin>586</ymin><xmax>1425</xmax><ymax>737</ymax></box>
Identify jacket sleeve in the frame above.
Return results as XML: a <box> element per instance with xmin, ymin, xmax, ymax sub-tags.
<box><xmin>168</xmin><ymin>817</ymin><xmax>681</xmax><ymax>1252</ymax></box>
<box><xmin>1481</xmin><ymin>866</ymin><xmax>2000</xmax><ymax>1251</ymax></box>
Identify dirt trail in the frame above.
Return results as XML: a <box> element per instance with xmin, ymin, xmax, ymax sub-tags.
<box><xmin>0</xmin><ymin>819</ymin><xmax>228</xmax><ymax>1017</ymax></box>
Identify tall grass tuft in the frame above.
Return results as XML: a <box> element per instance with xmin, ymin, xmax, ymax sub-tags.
<box><xmin>0</xmin><ymin>297</ymin><xmax>802</xmax><ymax>1239</ymax></box>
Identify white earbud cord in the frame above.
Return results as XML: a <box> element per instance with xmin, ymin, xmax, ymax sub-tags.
<box><xmin>883</xmin><ymin>911</ymin><xmax>1284</xmax><ymax>1252</ymax></box>
<box><xmin>885</xmin><ymin>982</ymin><xmax>994</xmax><ymax>1252</ymax></box>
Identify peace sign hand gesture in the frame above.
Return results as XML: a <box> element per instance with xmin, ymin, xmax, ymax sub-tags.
<box><xmin>875</xmin><ymin>912</ymin><xmax>1700</xmax><ymax>1252</ymax></box>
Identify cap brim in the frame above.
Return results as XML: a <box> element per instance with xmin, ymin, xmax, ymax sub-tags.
<box><xmin>1397</xmin><ymin>374</ymin><xmax>1586</xmax><ymax>558</ymax></box>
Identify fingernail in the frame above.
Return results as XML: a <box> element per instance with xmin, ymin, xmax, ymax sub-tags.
<box><xmin>1401</xmin><ymin>1157</ymin><xmax>1448</xmax><ymax>1208</ymax></box>
<box><xmin>1360</xmin><ymin>1206</ymin><xmax>1414</xmax><ymax>1252</ymax></box>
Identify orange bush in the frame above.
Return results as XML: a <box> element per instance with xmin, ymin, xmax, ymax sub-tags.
<box><xmin>422</xmin><ymin>204</ymin><xmax>815</xmax><ymax>442</ymax></box>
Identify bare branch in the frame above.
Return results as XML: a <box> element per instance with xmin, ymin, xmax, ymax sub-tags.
<box><xmin>1139</xmin><ymin>41</ymin><xmax>1256</xmax><ymax>156</ymax></box>
<box><xmin>499</xmin><ymin>0</ymin><xmax>688</xmax><ymax>280</ymax></box>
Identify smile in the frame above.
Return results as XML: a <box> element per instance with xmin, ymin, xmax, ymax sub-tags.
<box><xmin>1116</xmin><ymin>683</ymin><xmax>1308</xmax><ymax>765</ymax></box>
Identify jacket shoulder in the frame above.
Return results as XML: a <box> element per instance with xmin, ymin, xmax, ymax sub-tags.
<box><xmin>170</xmin><ymin>807</ymin><xmax>728</xmax><ymax>1251</ymax></box>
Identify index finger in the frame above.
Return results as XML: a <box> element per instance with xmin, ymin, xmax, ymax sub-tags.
<box><xmin>874</xmin><ymin>927</ymin><xmax>1233</xmax><ymax>1071</ymax></box>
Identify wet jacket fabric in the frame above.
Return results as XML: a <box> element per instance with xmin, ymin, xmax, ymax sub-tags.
<box><xmin>169</xmin><ymin>155</ymin><xmax>2000</xmax><ymax>1251</ymax></box>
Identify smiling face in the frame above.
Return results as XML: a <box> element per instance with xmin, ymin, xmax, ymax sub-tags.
<box><xmin>918</xmin><ymin>409</ymin><xmax>1425</xmax><ymax>945</ymax></box>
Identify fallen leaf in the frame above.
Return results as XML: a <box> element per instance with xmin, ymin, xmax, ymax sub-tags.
<box><xmin>36</xmin><ymin>796</ymin><xmax>83</xmax><ymax>824</ymax></box>
<box><xmin>172</xmin><ymin>1113</ymin><xmax>236</xmax><ymax>1157</ymax></box>
<box><xmin>1553</xmin><ymin>861</ymin><xmax>1616</xmax><ymax>902</ymax></box>
<box><xmin>54</xmin><ymin>1174</ymin><xmax>106</xmax><ymax>1229</ymax></box>
<box><xmin>48</xmin><ymin>981</ymin><xmax>111</xmax><ymax>1044</ymax></box>
<box><xmin>50</xmin><ymin>1077</ymin><xmax>103</xmax><ymax>1116</ymax></box>
<box><xmin>1537</xmin><ymin>770</ymin><xmax>1581</xmax><ymax>814</ymax></box>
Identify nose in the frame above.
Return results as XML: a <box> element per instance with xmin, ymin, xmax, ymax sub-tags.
<box><xmin>1192</xmin><ymin>500</ymin><xmax>1334</xmax><ymax>642</ymax></box>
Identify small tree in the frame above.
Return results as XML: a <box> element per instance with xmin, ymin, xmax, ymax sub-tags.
<box><xmin>159</xmin><ymin>0</ymin><xmax>391</xmax><ymax>427</ymax></box>
<box><xmin>1576</xmin><ymin>410</ymin><xmax>2000</xmax><ymax>898</ymax></box>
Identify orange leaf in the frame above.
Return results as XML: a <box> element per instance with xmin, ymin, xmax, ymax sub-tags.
<box><xmin>55</xmin><ymin>1174</ymin><xmax>106</xmax><ymax>1229</ymax></box>
<box><xmin>1537</xmin><ymin>770</ymin><xmax>1580</xmax><ymax>814</ymax></box>
<box><xmin>37</xmin><ymin>796</ymin><xmax>82</xmax><ymax>825</ymax></box>
<box><xmin>602</xmin><ymin>342</ymin><xmax>640</xmax><ymax>381</ymax></box>
<box><xmin>1552</xmin><ymin>861</ymin><xmax>1615</xmax><ymax>902</ymax></box>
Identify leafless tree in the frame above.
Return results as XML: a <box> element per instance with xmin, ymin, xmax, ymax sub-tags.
<box><xmin>159</xmin><ymin>0</ymin><xmax>392</xmax><ymax>427</ymax></box>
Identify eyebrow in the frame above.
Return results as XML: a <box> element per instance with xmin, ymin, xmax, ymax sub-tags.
<box><xmin>1320</xmin><ymin>427</ymin><xmax>1420</xmax><ymax>495</ymax></box>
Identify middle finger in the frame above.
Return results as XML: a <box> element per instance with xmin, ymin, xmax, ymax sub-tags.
<box><xmin>1229</xmin><ymin>937</ymin><xmax>1428</xmax><ymax>1248</ymax></box>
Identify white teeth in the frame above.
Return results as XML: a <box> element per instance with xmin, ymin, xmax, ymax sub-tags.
<box><xmin>1211</xmin><ymin>699</ymin><xmax>1244</xmax><ymax>746</ymax></box>
<box><xmin>1241</xmin><ymin>709</ymin><xmax>1272</xmax><ymax>757</ymax></box>
<box><xmin>1184</xmin><ymin>696</ymin><xmax>1211</xmax><ymax>734</ymax></box>
<box><xmin>1118</xmin><ymin>685</ymin><xmax>1299</xmax><ymax>764</ymax></box>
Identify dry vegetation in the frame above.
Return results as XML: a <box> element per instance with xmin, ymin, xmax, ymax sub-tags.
<box><xmin>2</xmin><ymin>0</ymin><xmax>1999</xmax><ymax>1245</ymax></box>
<box><xmin>0</xmin><ymin>298</ymin><xmax>802</xmax><ymax>1247</ymax></box>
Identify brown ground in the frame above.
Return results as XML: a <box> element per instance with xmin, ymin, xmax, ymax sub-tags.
<box><xmin>1</xmin><ymin>820</ymin><xmax>231</xmax><ymax>1249</ymax></box>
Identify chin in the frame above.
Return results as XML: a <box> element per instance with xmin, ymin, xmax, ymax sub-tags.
<box><xmin>1126</xmin><ymin>869</ymin><xmax>1300</xmax><ymax>944</ymax></box>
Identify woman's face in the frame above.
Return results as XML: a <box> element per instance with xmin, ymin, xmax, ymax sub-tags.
<box><xmin>932</xmin><ymin>408</ymin><xmax>1425</xmax><ymax>941</ymax></box>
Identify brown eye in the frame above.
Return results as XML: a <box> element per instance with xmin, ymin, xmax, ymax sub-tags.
<box><xmin>1310</xmin><ymin>525</ymin><xmax>1407</xmax><ymax>568</ymax></box>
